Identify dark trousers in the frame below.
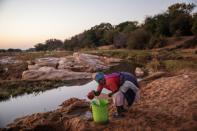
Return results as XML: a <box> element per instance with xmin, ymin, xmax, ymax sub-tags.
<box><xmin>123</xmin><ymin>89</ymin><xmax>136</xmax><ymax>106</ymax></box>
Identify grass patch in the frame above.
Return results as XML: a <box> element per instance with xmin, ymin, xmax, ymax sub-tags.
<box><xmin>82</xmin><ymin>49</ymin><xmax>152</xmax><ymax>63</ymax></box>
<box><xmin>162</xmin><ymin>60</ymin><xmax>197</xmax><ymax>71</ymax></box>
<box><xmin>146</xmin><ymin>58</ymin><xmax>163</xmax><ymax>72</ymax></box>
<box><xmin>0</xmin><ymin>91</ymin><xmax>10</xmax><ymax>100</ymax></box>
<box><xmin>157</xmin><ymin>50</ymin><xmax>183</xmax><ymax>60</ymax></box>
<box><xmin>0</xmin><ymin>51</ymin><xmax>73</xmax><ymax>61</ymax></box>
<box><xmin>15</xmin><ymin>51</ymin><xmax>73</xmax><ymax>61</ymax></box>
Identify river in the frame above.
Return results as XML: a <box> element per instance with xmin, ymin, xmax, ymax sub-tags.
<box><xmin>0</xmin><ymin>81</ymin><xmax>111</xmax><ymax>128</ymax></box>
<box><xmin>0</xmin><ymin>61</ymin><xmax>137</xmax><ymax>128</ymax></box>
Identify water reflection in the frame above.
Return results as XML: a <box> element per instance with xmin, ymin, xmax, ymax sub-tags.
<box><xmin>0</xmin><ymin>81</ymin><xmax>110</xmax><ymax>128</ymax></box>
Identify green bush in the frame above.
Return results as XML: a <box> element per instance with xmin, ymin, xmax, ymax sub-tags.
<box><xmin>127</xmin><ymin>29</ymin><xmax>151</xmax><ymax>49</ymax></box>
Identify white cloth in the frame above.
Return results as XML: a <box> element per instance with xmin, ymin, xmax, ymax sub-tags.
<box><xmin>112</xmin><ymin>91</ymin><xmax>125</xmax><ymax>106</ymax></box>
<box><xmin>120</xmin><ymin>81</ymin><xmax>140</xmax><ymax>102</ymax></box>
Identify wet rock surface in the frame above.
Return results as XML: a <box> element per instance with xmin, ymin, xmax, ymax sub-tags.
<box><xmin>3</xmin><ymin>69</ymin><xmax>197</xmax><ymax>131</ymax></box>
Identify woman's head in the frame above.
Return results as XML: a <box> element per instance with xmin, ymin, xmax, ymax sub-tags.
<box><xmin>93</xmin><ymin>72</ymin><xmax>105</xmax><ymax>84</ymax></box>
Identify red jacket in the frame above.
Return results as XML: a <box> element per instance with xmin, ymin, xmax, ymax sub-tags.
<box><xmin>96</xmin><ymin>73</ymin><xmax>120</xmax><ymax>93</ymax></box>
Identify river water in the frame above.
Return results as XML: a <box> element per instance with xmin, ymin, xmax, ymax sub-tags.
<box><xmin>0</xmin><ymin>61</ymin><xmax>137</xmax><ymax>128</ymax></box>
<box><xmin>0</xmin><ymin>81</ymin><xmax>111</xmax><ymax>128</ymax></box>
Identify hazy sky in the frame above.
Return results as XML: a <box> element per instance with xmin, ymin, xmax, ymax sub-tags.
<box><xmin>0</xmin><ymin>0</ymin><xmax>196</xmax><ymax>49</ymax></box>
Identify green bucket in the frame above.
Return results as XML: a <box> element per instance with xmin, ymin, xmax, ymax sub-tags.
<box><xmin>91</xmin><ymin>99</ymin><xmax>109</xmax><ymax>123</ymax></box>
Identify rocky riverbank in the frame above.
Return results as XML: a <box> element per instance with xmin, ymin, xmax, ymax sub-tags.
<box><xmin>2</xmin><ymin>69</ymin><xmax>197</xmax><ymax>131</ymax></box>
<box><xmin>22</xmin><ymin>52</ymin><xmax>121</xmax><ymax>80</ymax></box>
<box><xmin>0</xmin><ymin>53</ymin><xmax>122</xmax><ymax>101</ymax></box>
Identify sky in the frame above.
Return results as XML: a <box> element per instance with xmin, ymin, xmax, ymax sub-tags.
<box><xmin>0</xmin><ymin>0</ymin><xmax>196</xmax><ymax>49</ymax></box>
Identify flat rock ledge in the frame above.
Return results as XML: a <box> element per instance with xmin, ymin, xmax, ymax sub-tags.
<box><xmin>22</xmin><ymin>53</ymin><xmax>121</xmax><ymax>80</ymax></box>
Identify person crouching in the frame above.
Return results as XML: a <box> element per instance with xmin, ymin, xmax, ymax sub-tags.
<box><xmin>87</xmin><ymin>72</ymin><xmax>140</xmax><ymax>118</ymax></box>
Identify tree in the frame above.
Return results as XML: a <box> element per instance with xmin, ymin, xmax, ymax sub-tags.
<box><xmin>144</xmin><ymin>14</ymin><xmax>171</xmax><ymax>36</ymax></box>
<box><xmin>115</xmin><ymin>21</ymin><xmax>138</xmax><ymax>33</ymax></box>
<box><xmin>144</xmin><ymin>3</ymin><xmax>195</xmax><ymax>37</ymax></box>
<box><xmin>113</xmin><ymin>32</ymin><xmax>127</xmax><ymax>48</ymax></box>
<box><xmin>45</xmin><ymin>39</ymin><xmax>64</xmax><ymax>50</ymax></box>
<box><xmin>167</xmin><ymin>3</ymin><xmax>195</xmax><ymax>16</ymax></box>
<box><xmin>192</xmin><ymin>13</ymin><xmax>197</xmax><ymax>35</ymax></box>
<box><xmin>168</xmin><ymin>3</ymin><xmax>195</xmax><ymax>36</ymax></box>
<box><xmin>169</xmin><ymin>14</ymin><xmax>193</xmax><ymax>36</ymax></box>
<box><xmin>102</xmin><ymin>30</ymin><xmax>115</xmax><ymax>44</ymax></box>
<box><xmin>34</xmin><ymin>43</ymin><xmax>46</xmax><ymax>51</ymax></box>
<box><xmin>155</xmin><ymin>14</ymin><xmax>171</xmax><ymax>36</ymax></box>
<box><xmin>127</xmin><ymin>29</ymin><xmax>151</xmax><ymax>49</ymax></box>
<box><xmin>7</xmin><ymin>48</ymin><xmax>22</xmax><ymax>52</ymax></box>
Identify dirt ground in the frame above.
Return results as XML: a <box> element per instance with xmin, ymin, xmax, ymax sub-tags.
<box><xmin>2</xmin><ymin>69</ymin><xmax>197</xmax><ymax>131</ymax></box>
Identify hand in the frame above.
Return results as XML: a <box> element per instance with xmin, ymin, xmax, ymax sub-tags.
<box><xmin>87</xmin><ymin>91</ymin><xmax>95</xmax><ymax>100</ymax></box>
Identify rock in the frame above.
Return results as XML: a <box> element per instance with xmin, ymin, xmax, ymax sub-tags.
<box><xmin>22</xmin><ymin>53</ymin><xmax>121</xmax><ymax>80</ymax></box>
<box><xmin>183</xmin><ymin>75</ymin><xmax>189</xmax><ymax>79</ymax></box>
<box><xmin>135</xmin><ymin>67</ymin><xmax>145</xmax><ymax>77</ymax></box>
<box><xmin>38</xmin><ymin>66</ymin><xmax>56</xmax><ymax>72</ymax></box>
<box><xmin>103</xmin><ymin>56</ymin><xmax>122</xmax><ymax>64</ymax></box>
<box><xmin>0</xmin><ymin>57</ymin><xmax>22</xmax><ymax>64</ymax></box>
<box><xmin>27</xmin><ymin>60</ymin><xmax>35</xmax><ymax>65</ymax></box>
<box><xmin>5</xmin><ymin>70</ymin><xmax>197</xmax><ymax>131</ymax></box>
<box><xmin>28</xmin><ymin>64</ymin><xmax>40</xmax><ymax>70</ymax></box>
<box><xmin>58</xmin><ymin>57</ymin><xmax>87</xmax><ymax>72</ymax></box>
<box><xmin>0</xmin><ymin>61</ymin><xmax>28</xmax><ymax>80</ymax></box>
<box><xmin>58</xmin><ymin>53</ymin><xmax>120</xmax><ymax>72</ymax></box>
<box><xmin>58</xmin><ymin>57</ymin><xmax>74</xmax><ymax>69</ymax></box>
<box><xmin>22</xmin><ymin>70</ymin><xmax>46</xmax><ymax>80</ymax></box>
<box><xmin>60</xmin><ymin>98</ymin><xmax>89</xmax><ymax>114</ymax></box>
<box><xmin>141</xmin><ymin>71</ymin><xmax>166</xmax><ymax>82</ymax></box>
<box><xmin>73</xmin><ymin>53</ymin><xmax>109</xmax><ymax>72</ymax></box>
<box><xmin>58</xmin><ymin>53</ymin><xmax>121</xmax><ymax>72</ymax></box>
<box><xmin>4</xmin><ymin>68</ymin><xmax>8</xmax><ymax>72</ymax></box>
<box><xmin>22</xmin><ymin>67</ymin><xmax>92</xmax><ymax>80</ymax></box>
<box><xmin>35</xmin><ymin>57</ymin><xmax>60</xmax><ymax>68</ymax></box>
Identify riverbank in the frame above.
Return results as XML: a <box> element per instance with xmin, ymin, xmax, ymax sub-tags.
<box><xmin>0</xmin><ymin>48</ymin><xmax>196</xmax><ymax>101</ymax></box>
<box><xmin>0</xmin><ymin>79</ymin><xmax>91</xmax><ymax>101</ymax></box>
<box><xmin>0</xmin><ymin>52</ymin><xmax>123</xmax><ymax>101</ymax></box>
<box><xmin>83</xmin><ymin>48</ymin><xmax>197</xmax><ymax>72</ymax></box>
<box><xmin>2</xmin><ymin>69</ymin><xmax>196</xmax><ymax>130</ymax></box>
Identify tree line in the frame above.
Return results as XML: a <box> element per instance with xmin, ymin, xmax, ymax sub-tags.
<box><xmin>34</xmin><ymin>3</ymin><xmax>197</xmax><ymax>51</ymax></box>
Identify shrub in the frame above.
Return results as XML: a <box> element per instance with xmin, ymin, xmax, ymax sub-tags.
<box><xmin>146</xmin><ymin>58</ymin><xmax>162</xmax><ymax>72</ymax></box>
<box><xmin>127</xmin><ymin>29</ymin><xmax>151</xmax><ymax>49</ymax></box>
<box><xmin>192</xmin><ymin>17</ymin><xmax>197</xmax><ymax>35</ymax></box>
<box><xmin>148</xmin><ymin>36</ymin><xmax>167</xmax><ymax>48</ymax></box>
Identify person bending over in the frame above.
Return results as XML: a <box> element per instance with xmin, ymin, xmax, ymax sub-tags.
<box><xmin>87</xmin><ymin>72</ymin><xmax>140</xmax><ymax>118</ymax></box>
